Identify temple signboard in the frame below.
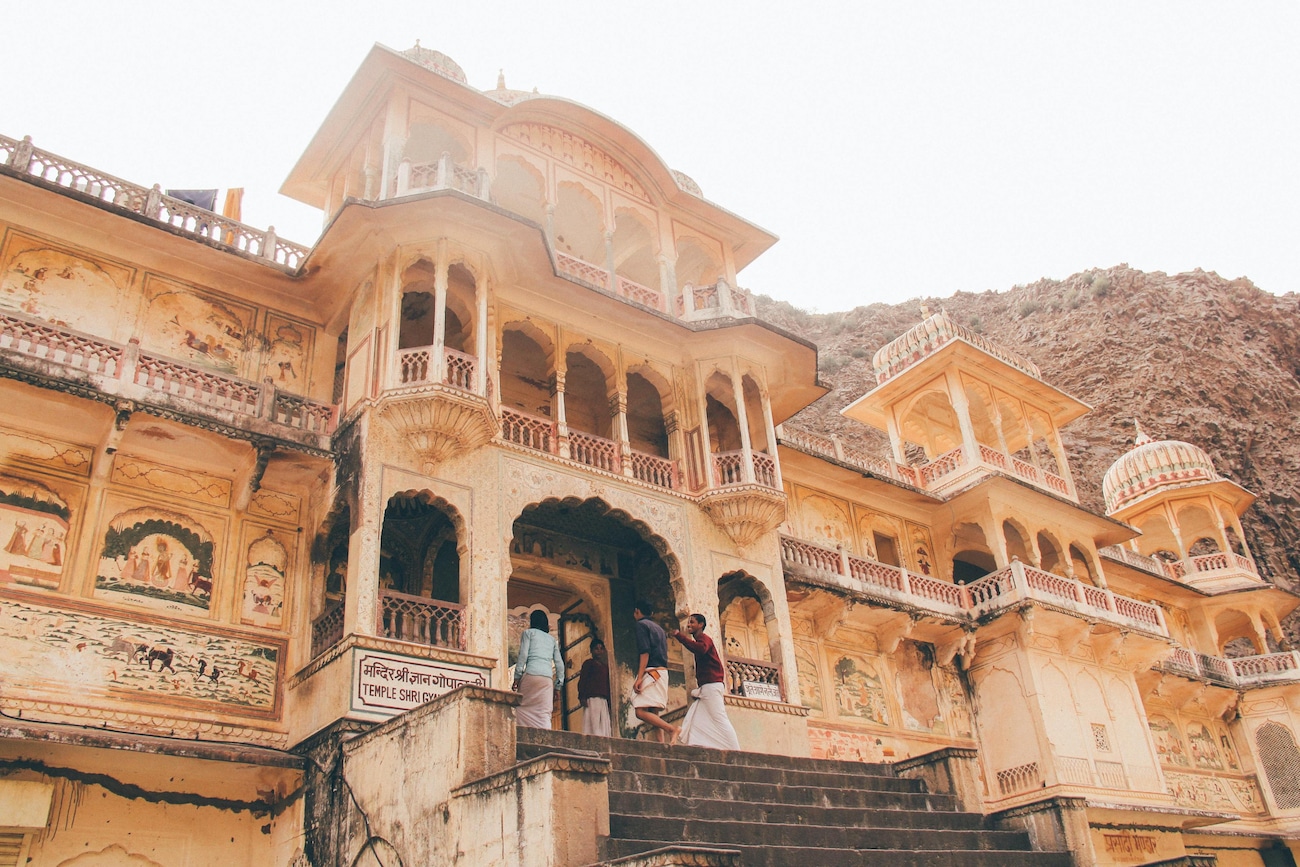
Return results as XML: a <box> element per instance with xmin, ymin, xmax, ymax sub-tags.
<box><xmin>351</xmin><ymin>649</ymin><xmax>491</xmax><ymax>720</ymax></box>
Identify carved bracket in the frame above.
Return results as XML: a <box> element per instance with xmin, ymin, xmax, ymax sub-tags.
<box><xmin>376</xmin><ymin>386</ymin><xmax>496</xmax><ymax>471</ymax></box>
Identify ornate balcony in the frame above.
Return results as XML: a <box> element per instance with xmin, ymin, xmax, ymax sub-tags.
<box><xmin>777</xmin><ymin>425</ymin><xmax>1073</xmax><ymax>501</ymax></box>
<box><xmin>2</xmin><ymin>134</ymin><xmax>307</xmax><ymax>270</ymax></box>
<box><xmin>377</xmin><ymin>589</ymin><xmax>465</xmax><ymax>650</ymax></box>
<box><xmin>725</xmin><ymin>656</ymin><xmax>784</xmax><ymax>702</ymax></box>
<box><xmin>1099</xmin><ymin>545</ymin><xmax>1264</xmax><ymax>594</ymax></box>
<box><xmin>311</xmin><ymin>600</ymin><xmax>346</xmax><ymax>659</ymax></box>
<box><xmin>499</xmin><ymin>407</ymin><xmax>681</xmax><ymax>491</ymax></box>
<box><xmin>377</xmin><ymin>344</ymin><xmax>494</xmax><ymax>469</ymax></box>
<box><xmin>700</xmin><ymin>449</ymin><xmax>785</xmax><ymax>548</ymax></box>
<box><xmin>1170</xmin><ymin>551</ymin><xmax>1263</xmax><ymax>592</ymax></box>
<box><xmin>1158</xmin><ymin>646</ymin><xmax>1300</xmax><ymax>689</ymax></box>
<box><xmin>0</xmin><ymin>309</ymin><xmax>335</xmax><ymax>449</ymax></box>
<box><xmin>393</xmin><ymin>154</ymin><xmax>490</xmax><ymax>200</ymax></box>
<box><xmin>781</xmin><ymin>535</ymin><xmax>1168</xmax><ymax>638</ymax></box>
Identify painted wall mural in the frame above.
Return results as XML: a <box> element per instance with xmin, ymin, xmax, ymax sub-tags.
<box><xmin>798</xmin><ymin>493</ymin><xmax>852</xmax><ymax>552</ymax></box>
<box><xmin>894</xmin><ymin>640</ymin><xmax>941</xmax><ymax>732</ymax></box>
<box><xmin>0</xmin><ymin>596</ymin><xmax>280</xmax><ymax>714</ymax></box>
<box><xmin>0</xmin><ymin>237</ymin><xmax>132</xmax><ymax>335</ymax></box>
<box><xmin>0</xmin><ymin>474</ymin><xmax>71</xmax><ymax>590</ymax></box>
<box><xmin>140</xmin><ymin>282</ymin><xmax>254</xmax><ymax>375</ymax></box>
<box><xmin>1149</xmin><ymin>715</ymin><xmax>1191</xmax><ymax>767</ymax></box>
<box><xmin>261</xmin><ymin>314</ymin><xmax>314</xmax><ymax>395</ymax></box>
<box><xmin>791</xmin><ymin>636</ymin><xmax>823</xmax><ymax>712</ymax></box>
<box><xmin>808</xmin><ymin>724</ymin><xmax>893</xmax><ymax>762</ymax></box>
<box><xmin>832</xmin><ymin>653</ymin><xmax>891</xmax><ymax>725</ymax></box>
<box><xmin>94</xmin><ymin>506</ymin><xmax>218</xmax><ymax>615</ymax></box>
<box><xmin>241</xmin><ymin>530</ymin><xmax>288</xmax><ymax>629</ymax></box>
<box><xmin>1165</xmin><ymin>771</ymin><xmax>1265</xmax><ymax>815</ymax></box>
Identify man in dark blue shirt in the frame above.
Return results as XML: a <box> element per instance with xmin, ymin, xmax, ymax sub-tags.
<box><xmin>631</xmin><ymin>599</ymin><xmax>678</xmax><ymax>744</ymax></box>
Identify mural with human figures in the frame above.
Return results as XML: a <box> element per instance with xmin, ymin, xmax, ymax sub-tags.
<box><xmin>261</xmin><ymin>314</ymin><xmax>314</xmax><ymax>395</ymax></box>
<box><xmin>241</xmin><ymin>530</ymin><xmax>288</xmax><ymax>629</ymax></box>
<box><xmin>94</xmin><ymin>506</ymin><xmax>218</xmax><ymax>615</ymax></box>
<box><xmin>0</xmin><ymin>239</ymin><xmax>132</xmax><ymax>335</ymax></box>
<box><xmin>832</xmin><ymin>653</ymin><xmax>891</xmax><ymax>725</ymax></box>
<box><xmin>140</xmin><ymin>281</ymin><xmax>254</xmax><ymax>375</ymax></box>
<box><xmin>0</xmin><ymin>475</ymin><xmax>72</xmax><ymax>590</ymax></box>
<box><xmin>0</xmin><ymin>597</ymin><xmax>280</xmax><ymax>714</ymax></box>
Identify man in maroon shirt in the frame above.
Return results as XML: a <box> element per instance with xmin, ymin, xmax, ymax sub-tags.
<box><xmin>577</xmin><ymin>638</ymin><xmax>612</xmax><ymax>737</ymax></box>
<box><xmin>669</xmin><ymin>614</ymin><xmax>740</xmax><ymax>750</ymax></box>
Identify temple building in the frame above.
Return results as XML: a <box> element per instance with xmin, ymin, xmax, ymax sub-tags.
<box><xmin>1</xmin><ymin>42</ymin><xmax>1298</xmax><ymax>867</ymax></box>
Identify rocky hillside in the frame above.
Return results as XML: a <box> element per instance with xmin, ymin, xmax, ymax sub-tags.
<box><xmin>757</xmin><ymin>266</ymin><xmax>1300</xmax><ymax>642</ymax></box>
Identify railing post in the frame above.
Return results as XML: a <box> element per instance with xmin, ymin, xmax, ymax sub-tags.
<box><xmin>10</xmin><ymin>135</ymin><xmax>33</xmax><ymax>172</ymax></box>
<box><xmin>1150</xmin><ymin>601</ymin><xmax>1167</xmax><ymax>635</ymax></box>
<box><xmin>262</xmin><ymin>226</ymin><xmax>277</xmax><ymax>263</ymax></box>
<box><xmin>476</xmin><ymin>167</ymin><xmax>490</xmax><ymax>199</ymax></box>
<box><xmin>119</xmin><ymin>338</ymin><xmax>141</xmax><ymax>384</ymax></box>
<box><xmin>837</xmin><ymin>544</ymin><xmax>851</xmax><ymax>578</ymax></box>
<box><xmin>260</xmin><ymin>377</ymin><xmax>275</xmax><ymax>420</ymax></box>
<box><xmin>681</xmin><ymin>282</ymin><xmax>696</xmax><ymax>317</ymax></box>
<box><xmin>396</xmin><ymin>160</ymin><xmax>411</xmax><ymax>196</ymax></box>
<box><xmin>436</xmin><ymin>151</ymin><xmax>451</xmax><ymax>189</ymax></box>
<box><xmin>899</xmin><ymin>566</ymin><xmax>912</xmax><ymax>596</ymax></box>
<box><xmin>144</xmin><ymin>184</ymin><xmax>162</xmax><ymax>219</ymax></box>
<box><xmin>1009</xmin><ymin>558</ymin><xmax>1029</xmax><ymax>598</ymax></box>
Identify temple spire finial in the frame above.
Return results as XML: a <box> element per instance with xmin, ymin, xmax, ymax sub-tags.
<box><xmin>1133</xmin><ymin>419</ymin><xmax>1153</xmax><ymax>447</ymax></box>
<box><xmin>497</xmin><ymin>69</ymin><xmax>506</xmax><ymax>90</ymax></box>
<box><xmin>920</xmin><ymin>302</ymin><xmax>933</xmax><ymax>319</ymax></box>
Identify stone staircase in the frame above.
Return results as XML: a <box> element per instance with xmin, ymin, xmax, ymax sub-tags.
<box><xmin>516</xmin><ymin>728</ymin><xmax>1073</xmax><ymax>867</ymax></box>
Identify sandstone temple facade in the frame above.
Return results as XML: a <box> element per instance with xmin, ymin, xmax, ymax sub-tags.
<box><xmin>0</xmin><ymin>43</ymin><xmax>1297</xmax><ymax>867</ymax></box>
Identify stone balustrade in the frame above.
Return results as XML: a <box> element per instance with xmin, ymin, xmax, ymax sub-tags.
<box><xmin>1</xmin><ymin>134</ymin><xmax>308</xmax><ymax>270</ymax></box>
<box><xmin>781</xmin><ymin>534</ymin><xmax>1168</xmax><ymax>636</ymax></box>
<box><xmin>0</xmin><ymin>309</ymin><xmax>336</xmax><ymax>447</ymax></box>
<box><xmin>499</xmin><ymin>407</ymin><xmax>682</xmax><ymax>491</ymax></box>
<box><xmin>711</xmin><ymin>449</ymin><xmax>779</xmax><ymax>490</ymax></box>
<box><xmin>377</xmin><ymin>589</ymin><xmax>465</xmax><ymax>651</ymax></box>
<box><xmin>724</xmin><ymin>656</ymin><xmax>784</xmax><ymax>701</ymax></box>
<box><xmin>1099</xmin><ymin>545</ymin><xmax>1260</xmax><ymax>585</ymax></box>
<box><xmin>776</xmin><ymin>424</ymin><xmax>1073</xmax><ymax>500</ymax></box>
<box><xmin>1159</xmin><ymin>647</ymin><xmax>1300</xmax><ymax>689</ymax></box>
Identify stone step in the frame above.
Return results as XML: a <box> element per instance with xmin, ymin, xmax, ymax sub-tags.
<box><xmin>608</xmin><ymin>815</ymin><xmax>1034</xmax><ymax>852</ymax></box>
<box><xmin>516</xmin><ymin>727</ymin><xmax>895</xmax><ymax>775</ymax></box>
<box><xmin>606</xmin><ymin>752</ymin><xmax>923</xmax><ymax>792</ymax></box>
<box><xmin>600</xmin><ymin>838</ymin><xmax>1075</xmax><ymax>867</ymax></box>
<box><xmin>607</xmin><ymin>771</ymin><xmax>956</xmax><ymax>812</ymax></box>
<box><xmin>609</xmin><ymin>791</ymin><xmax>987</xmax><ymax>830</ymax></box>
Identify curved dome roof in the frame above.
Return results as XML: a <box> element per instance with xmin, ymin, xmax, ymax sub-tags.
<box><xmin>1102</xmin><ymin>426</ymin><xmax>1220</xmax><ymax>514</ymax></box>
<box><xmin>400</xmin><ymin>42</ymin><xmax>467</xmax><ymax>84</ymax></box>
<box><xmin>871</xmin><ymin>309</ymin><xmax>1041</xmax><ymax>386</ymax></box>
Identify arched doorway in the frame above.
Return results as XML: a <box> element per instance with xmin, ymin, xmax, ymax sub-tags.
<box><xmin>508</xmin><ymin>497</ymin><xmax>681</xmax><ymax>735</ymax></box>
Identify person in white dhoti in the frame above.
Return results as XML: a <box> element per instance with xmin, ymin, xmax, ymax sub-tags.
<box><xmin>670</xmin><ymin>614</ymin><xmax>740</xmax><ymax>751</ymax></box>
<box><xmin>511</xmin><ymin>610</ymin><xmax>565</xmax><ymax>728</ymax></box>
<box><xmin>577</xmin><ymin>638</ymin><xmax>612</xmax><ymax>737</ymax></box>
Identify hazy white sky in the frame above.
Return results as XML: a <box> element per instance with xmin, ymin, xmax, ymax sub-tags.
<box><xmin>6</xmin><ymin>2</ymin><xmax>1297</xmax><ymax>310</ymax></box>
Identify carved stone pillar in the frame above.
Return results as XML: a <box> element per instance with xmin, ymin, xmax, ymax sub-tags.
<box><xmin>432</xmin><ymin>242</ymin><xmax>449</xmax><ymax>385</ymax></box>
<box><xmin>730</xmin><ymin>367</ymin><xmax>755</xmax><ymax>484</ymax></box>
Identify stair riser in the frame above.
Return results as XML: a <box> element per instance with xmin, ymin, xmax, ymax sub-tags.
<box><xmin>610</xmin><ymin>755</ymin><xmax>923</xmax><ymax>791</ymax></box>
<box><xmin>601</xmin><ymin>839</ymin><xmax>1075</xmax><ymax>867</ymax></box>
<box><xmin>609</xmin><ymin>817</ymin><xmax>1033</xmax><ymax>851</ymax></box>
<box><xmin>607</xmin><ymin>772</ymin><xmax>954</xmax><ymax>811</ymax></box>
<box><xmin>608</xmin><ymin>793</ymin><xmax>986</xmax><ymax>829</ymax></box>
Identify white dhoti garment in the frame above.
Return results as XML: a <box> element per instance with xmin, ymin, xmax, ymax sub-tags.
<box><xmin>680</xmin><ymin>681</ymin><xmax>740</xmax><ymax>750</ymax></box>
<box><xmin>582</xmin><ymin>696</ymin><xmax>612</xmax><ymax>737</ymax></box>
<box><xmin>631</xmin><ymin>667</ymin><xmax>669</xmax><ymax>709</ymax></box>
<box><xmin>516</xmin><ymin>674</ymin><xmax>555</xmax><ymax>728</ymax></box>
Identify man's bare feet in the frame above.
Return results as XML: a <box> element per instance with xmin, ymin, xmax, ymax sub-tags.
<box><xmin>667</xmin><ymin>725</ymin><xmax>681</xmax><ymax>746</ymax></box>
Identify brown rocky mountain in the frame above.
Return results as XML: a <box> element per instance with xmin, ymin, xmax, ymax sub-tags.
<box><xmin>757</xmin><ymin>265</ymin><xmax>1300</xmax><ymax>644</ymax></box>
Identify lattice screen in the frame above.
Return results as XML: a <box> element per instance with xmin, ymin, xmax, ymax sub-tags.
<box><xmin>1256</xmin><ymin>721</ymin><xmax>1300</xmax><ymax>810</ymax></box>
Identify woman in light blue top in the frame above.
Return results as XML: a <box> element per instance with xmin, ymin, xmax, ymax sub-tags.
<box><xmin>512</xmin><ymin>609</ymin><xmax>565</xmax><ymax>728</ymax></box>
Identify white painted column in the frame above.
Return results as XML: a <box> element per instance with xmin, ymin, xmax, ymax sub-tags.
<box><xmin>730</xmin><ymin>364</ymin><xmax>755</xmax><ymax>484</ymax></box>
<box><xmin>431</xmin><ymin>240</ymin><xmax>449</xmax><ymax>386</ymax></box>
